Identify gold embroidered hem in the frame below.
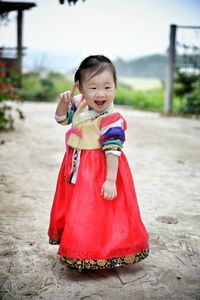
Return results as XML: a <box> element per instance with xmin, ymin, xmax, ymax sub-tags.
<box><xmin>59</xmin><ymin>249</ymin><xmax>149</xmax><ymax>270</ymax></box>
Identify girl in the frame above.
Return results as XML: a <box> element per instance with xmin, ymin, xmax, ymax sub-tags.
<box><xmin>48</xmin><ymin>55</ymin><xmax>149</xmax><ymax>271</ymax></box>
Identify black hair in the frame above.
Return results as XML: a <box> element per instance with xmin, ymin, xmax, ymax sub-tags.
<box><xmin>74</xmin><ymin>55</ymin><xmax>117</xmax><ymax>87</ymax></box>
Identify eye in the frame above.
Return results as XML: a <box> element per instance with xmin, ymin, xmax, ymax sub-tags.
<box><xmin>105</xmin><ymin>86</ymin><xmax>111</xmax><ymax>89</ymax></box>
<box><xmin>90</xmin><ymin>87</ymin><xmax>96</xmax><ymax>90</ymax></box>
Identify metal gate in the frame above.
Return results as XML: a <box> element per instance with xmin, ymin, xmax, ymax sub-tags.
<box><xmin>165</xmin><ymin>24</ymin><xmax>200</xmax><ymax>113</ymax></box>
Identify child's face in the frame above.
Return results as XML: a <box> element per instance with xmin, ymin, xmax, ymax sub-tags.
<box><xmin>79</xmin><ymin>69</ymin><xmax>116</xmax><ymax>112</ymax></box>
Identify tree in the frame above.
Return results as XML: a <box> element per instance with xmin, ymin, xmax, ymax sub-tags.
<box><xmin>59</xmin><ymin>0</ymin><xmax>85</xmax><ymax>4</ymax></box>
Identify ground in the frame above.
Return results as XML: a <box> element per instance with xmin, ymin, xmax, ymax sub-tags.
<box><xmin>0</xmin><ymin>102</ymin><xmax>200</xmax><ymax>300</ymax></box>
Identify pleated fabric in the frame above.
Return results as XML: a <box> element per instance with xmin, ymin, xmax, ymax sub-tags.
<box><xmin>48</xmin><ymin>146</ymin><xmax>149</xmax><ymax>260</ymax></box>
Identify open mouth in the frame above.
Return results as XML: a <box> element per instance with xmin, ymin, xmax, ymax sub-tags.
<box><xmin>94</xmin><ymin>100</ymin><xmax>106</xmax><ymax>106</ymax></box>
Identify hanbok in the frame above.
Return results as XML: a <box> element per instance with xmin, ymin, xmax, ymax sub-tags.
<box><xmin>48</xmin><ymin>96</ymin><xmax>149</xmax><ymax>270</ymax></box>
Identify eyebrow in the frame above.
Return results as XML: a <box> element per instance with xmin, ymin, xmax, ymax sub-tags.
<box><xmin>88</xmin><ymin>81</ymin><xmax>113</xmax><ymax>85</ymax></box>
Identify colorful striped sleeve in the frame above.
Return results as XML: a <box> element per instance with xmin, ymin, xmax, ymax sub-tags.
<box><xmin>100</xmin><ymin>112</ymin><xmax>127</xmax><ymax>156</ymax></box>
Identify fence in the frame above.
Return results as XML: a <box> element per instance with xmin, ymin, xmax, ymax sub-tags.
<box><xmin>164</xmin><ymin>24</ymin><xmax>200</xmax><ymax>113</ymax></box>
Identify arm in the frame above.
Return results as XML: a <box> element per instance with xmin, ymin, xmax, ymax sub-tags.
<box><xmin>101</xmin><ymin>154</ymin><xmax>119</xmax><ymax>200</ymax></box>
<box><xmin>55</xmin><ymin>93</ymin><xmax>70</xmax><ymax>116</ymax></box>
<box><xmin>56</xmin><ymin>84</ymin><xmax>76</xmax><ymax>116</ymax></box>
<box><xmin>56</xmin><ymin>90</ymin><xmax>73</xmax><ymax>116</ymax></box>
<box><xmin>54</xmin><ymin>91</ymin><xmax>73</xmax><ymax>125</ymax></box>
<box><xmin>99</xmin><ymin>112</ymin><xmax>127</xmax><ymax>200</ymax></box>
<box><xmin>55</xmin><ymin>88</ymin><xmax>82</xmax><ymax>125</ymax></box>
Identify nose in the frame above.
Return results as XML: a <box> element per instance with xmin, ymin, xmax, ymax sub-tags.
<box><xmin>96</xmin><ymin>89</ymin><xmax>105</xmax><ymax>97</ymax></box>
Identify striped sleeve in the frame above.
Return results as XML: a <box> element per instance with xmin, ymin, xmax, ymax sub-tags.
<box><xmin>99</xmin><ymin>112</ymin><xmax>127</xmax><ymax>156</ymax></box>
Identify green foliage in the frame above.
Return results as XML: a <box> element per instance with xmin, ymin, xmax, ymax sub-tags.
<box><xmin>0</xmin><ymin>60</ymin><xmax>23</xmax><ymax>131</ymax></box>
<box><xmin>20</xmin><ymin>72</ymin><xmax>72</xmax><ymax>101</ymax></box>
<box><xmin>21</xmin><ymin>70</ymin><xmax>199</xmax><ymax>116</ymax></box>
<box><xmin>115</xmin><ymin>84</ymin><xmax>165</xmax><ymax>112</ymax></box>
<box><xmin>174</xmin><ymin>69</ymin><xmax>200</xmax><ymax>115</ymax></box>
<box><xmin>179</xmin><ymin>81</ymin><xmax>200</xmax><ymax>115</ymax></box>
<box><xmin>0</xmin><ymin>60</ymin><xmax>20</xmax><ymax>101</ymax></box>
<box><xmin>0</xmin><ymin>104</ymin><xmax>14</xmax><ymax>131</ymax></box>
<box><xmin>174</xmin><ymin>69</ymin><xmax>198</xmax><ymax>96</ymax></box>
<box><xmin>19</xmin><ymin>72</ymin><xmax>175</xmax><ymax>114</ymax></box>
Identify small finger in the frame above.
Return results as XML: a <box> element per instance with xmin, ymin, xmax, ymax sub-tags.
<box><xmin>107</xmin><ymin>193</ymin><xmax>113</xmax><ymax>200</ymax></box>
<box><xmin>107</xmin><ymin>192</ymin><xmax>112</xmax><ymax>199</ymax></box>
<box><xmin>65</xmin><ymin>91</ymin><xmax>72</xmax><ymax>101</ymax></box>
<box><xmin>59</xmin><ymin>91</ymin><xmax>69</xmax><ymax>103</ymax></box>
<box><xmin>59</xmin><ymin>92</ymin><xmax>64</xmax><ymax>99</ymax></box>
<box><xmin>109</xmin><ymin>192</ymin><xmax>117</xmax><ymax>200</ymax></box>
<box><xmin>108</xmin><ymin>195</ymin><xmax>113</xmax><ymax>200</ymax></box>
<box><xmin>113</xmin><ymin>192</ymin><xmax>117</xmax><ymax>199</ymax></box>
<box><xmin>105</xmin><ymin>192</ymin><xmax>113</xmax><ymax>201</ymax></box>
<box><xmin>103</xmin><ymin>191</ymin><xmax>109</xmax><ymax>199</ymax></box>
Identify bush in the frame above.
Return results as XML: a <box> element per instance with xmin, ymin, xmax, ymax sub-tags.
<box><xmin>115</xmin><ymin>84</ymin><xmax>165</xmax><ymax>112</ymax></box>
<box><xmin>19</xmin><ymin>71</ymin><xmax>168</xmax><ymax>113</ymax></box>
<box><xmin>0</xmin><ymin>60</ymin><xmax>23</xmax><ymax>131</ymax></box>
<box><xmin>174</xmin><ymin>68</ymin><xmax>200</xmax><ymax>115</ymax></box>
<box><xmin>20</xmin><ymin>72</ymin><xmax>72</xmax><ymax>101</ymax></box>
<box><xmin>21</xmin><ymin>70</ymin><xmax>195</xmax><ymax>116</ymax></box>
<box><xmin>0</xmin><ymin>60</ymin><xmax>20</xmax><ymax>101</ymax></box>
<box><xmin>180</xmin><ymin>81</ymin><xmax>200</xmax><ymax>115</ymax></box>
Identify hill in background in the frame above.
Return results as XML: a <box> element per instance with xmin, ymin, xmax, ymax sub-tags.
<box><xmin>24</xmin><ymin>51</ymin><xmax>168</xmax><ymax>80</ymax></box>
<box><xmin>114</xmin><ymin>54</ymin><xmax>167</xmax><ymax>80</ymax></box>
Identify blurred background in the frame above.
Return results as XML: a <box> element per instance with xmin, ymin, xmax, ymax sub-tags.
<box><xmin>0</xmin><ymin>0</ymin><xmax>200</xmax><ymax>130</ymax></box>
<box><xmin>1</xmin><ymin>2</ymin><xmax>200</xmax><ymax>298</ymax></box>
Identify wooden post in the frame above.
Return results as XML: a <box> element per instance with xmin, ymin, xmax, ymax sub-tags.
<box><xmin>17</xmin><ymin>9</ymin><xmax>23</xmax><ymax>73</ymax></box>
<box><xmin>164</xmin><ymin>24</ymin><xmax>176</xmax><ymax>114</ymax></box>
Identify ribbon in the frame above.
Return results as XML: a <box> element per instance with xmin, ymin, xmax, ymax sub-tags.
<box><xmin>64</xmin><ymin>127</ymin><xmax>83</xmax><ymax>181</ymax></box>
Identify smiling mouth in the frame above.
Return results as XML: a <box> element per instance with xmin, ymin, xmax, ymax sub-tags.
<box><xmin>94</xmin><ymin>100</ymin><xmax>106</xmax><ymax>106</ymax></box>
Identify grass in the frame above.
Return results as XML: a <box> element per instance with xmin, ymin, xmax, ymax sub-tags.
<box><xmin>115</xmin><ymin>78</ymin><xmax>182</xmax><ymax>113</ymax></box>
<box><xmin>118</xmin><ymin>76</ymin><xmax>162</xmax><ymax>91</ymax></box>
<box><xmin>20</xmin><ymin>72</ymin><xmax>183</xmax><ymax>114</ymax></box>
<box><xmin>115</xmin><ymin>86</ymin><xmax>166</xmax><ymax>112</ymax></box>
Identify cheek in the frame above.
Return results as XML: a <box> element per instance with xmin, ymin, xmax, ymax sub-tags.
<box><xmin>82</xmin><ymin>90</ymin><xmax>93</xmax><ymax>99</ymax></box>
<box><xmin>108</xmin><ymin>90</ymin><xmax>115</xmax><ymax>96</ymax></box>
<box><xmin>80</xmin><ymin>88</ymin><xmax>88</xmax><ymax>95</ymax></box>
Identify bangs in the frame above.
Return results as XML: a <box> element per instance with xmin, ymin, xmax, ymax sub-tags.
<box><xmin>80</xmin><ymin>64</ymin><xmax>117</xmax><ymax>87</ymax></box>
<box><xmin>74</xmin><ymin>55</ymin><xmax>117</xmax><ymax>87</ymax></box>
<box><xmin>82</xmin><ymin>64</ymin><xmax>108</xmax><ymax>82</ymax></box>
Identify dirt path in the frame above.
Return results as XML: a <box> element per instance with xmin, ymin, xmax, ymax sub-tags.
<box><xmin>0</xmin><ymin>102</ymin><xmax>200</xmax><ymax>300</ymax></box>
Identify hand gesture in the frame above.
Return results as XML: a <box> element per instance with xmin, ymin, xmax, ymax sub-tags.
<box><xmin>59</xmin><ymin>84</ymin><xmax>77</xmax><ymax>105</ymax></box>
<box><xmin>101</xmin><ymin>180</ymin><xmax>117</xmax><ymax>201</ymax></box>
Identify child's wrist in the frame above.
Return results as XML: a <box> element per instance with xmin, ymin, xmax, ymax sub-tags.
<box><xmin>59</xmin><ymin>100</ymin><xmax>71</xmax><ymax>114</ymax></box>
<box><xmin>105</xmin><ymin>178</ymin><xmax>116</xmax><ymax>184</ymax></box>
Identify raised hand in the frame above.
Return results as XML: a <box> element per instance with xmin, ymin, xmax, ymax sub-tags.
<box><xmin>59</xmin><ymin>83</ymin><xmax>77</xmax><ymax>104</ymax></box>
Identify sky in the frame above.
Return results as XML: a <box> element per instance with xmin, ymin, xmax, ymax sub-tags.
<box><xmin>0</xmin><ymin>0</ymin><xmax>200</xmax><ymax>72</ymax></box>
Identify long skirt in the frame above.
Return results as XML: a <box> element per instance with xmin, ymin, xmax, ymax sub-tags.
<box><xmin>48</xmin><ymin>146</ymin><xmax>149</xmax><ymax>270</ymax></box>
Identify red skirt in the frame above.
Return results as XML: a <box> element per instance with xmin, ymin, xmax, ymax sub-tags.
<box><xmin>48</xmin><ymin>146</ymin><xmax>149</xmax><ymax>269</ymax></box>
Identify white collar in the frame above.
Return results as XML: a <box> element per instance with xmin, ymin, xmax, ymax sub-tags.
<box><xmin>80</xmin><ymin>102</ymin><xmax>114</xmax><ymax>118</ymax></box>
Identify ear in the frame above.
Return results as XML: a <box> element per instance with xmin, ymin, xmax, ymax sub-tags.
<box><xmin>76</xmin><ymin>82</ymin><xmax>82</xmax><ymax>93</ymax></box>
